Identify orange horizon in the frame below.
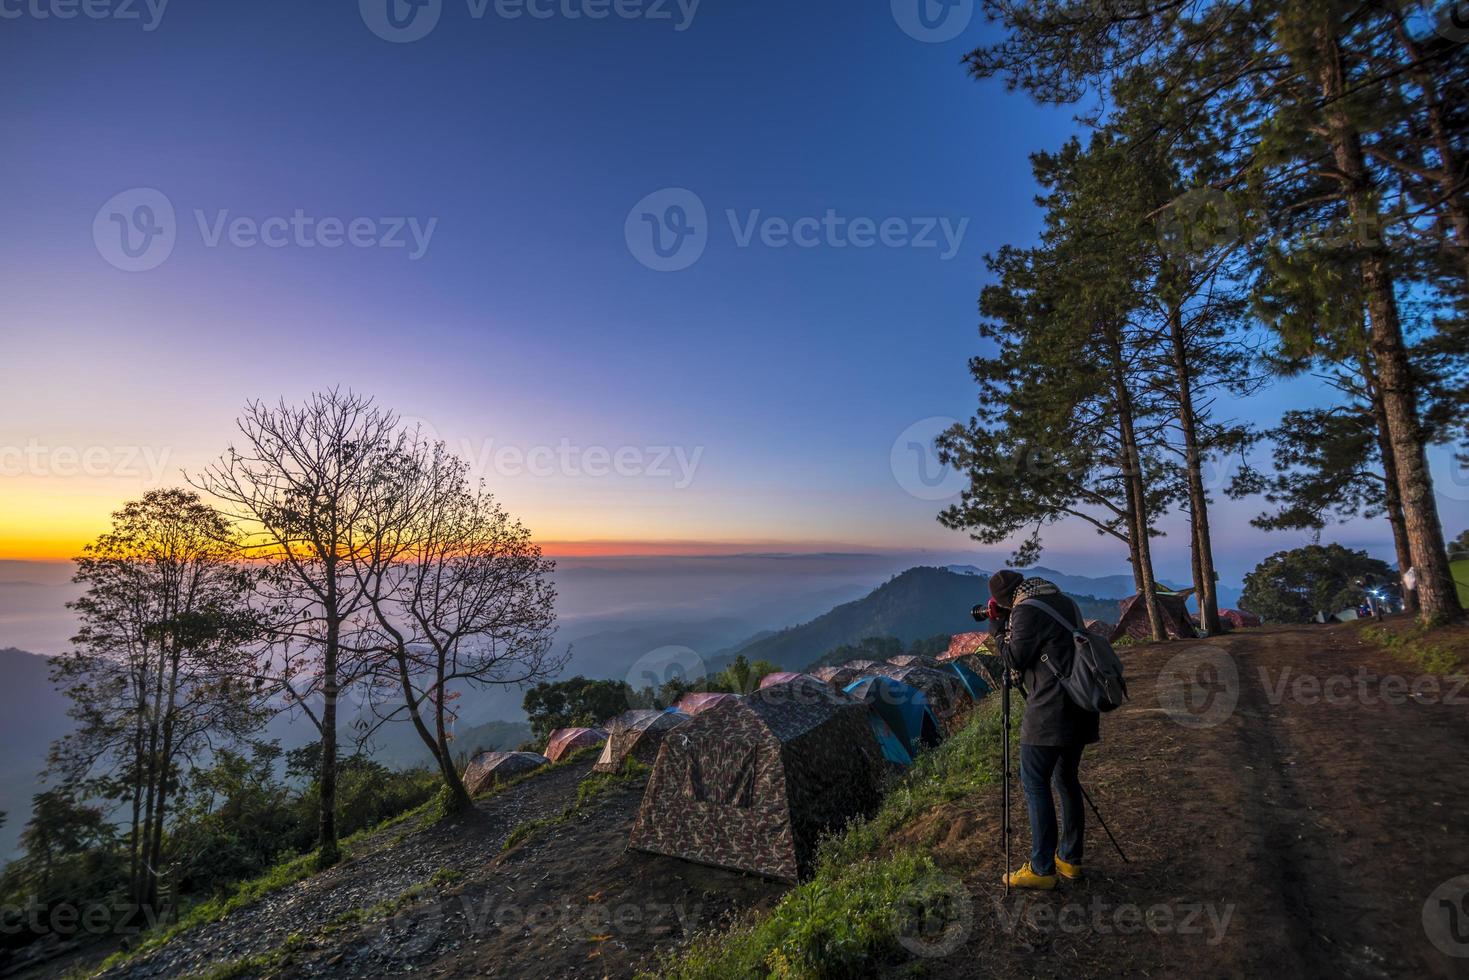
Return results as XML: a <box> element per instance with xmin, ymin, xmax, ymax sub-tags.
<box><xmin>0</xmin><ymin>538</ymin><xmax>906</xmax><ymax>564</ymax></box>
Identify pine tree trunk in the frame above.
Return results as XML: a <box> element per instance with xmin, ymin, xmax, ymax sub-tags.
<box><xmin>1360</xmin><ymin>348</ymin><xmax>1417</xmax><ymax>613</ymax></box>
<box><xmin>1190</xmin><ymin>510</ymin><xmax>1205</xmax><ymax>628</ymax></box>
<box><xmin>1316</xmin><ymin>26</ymin><xmax>1462</xmax><ymax>625</ymax></box>
<box><xmin>1168</xmin><ymin>302</ymin><xmax>1221</xmax><ymax>633</ymax></box>
<box><xmin>1110</xmin><ymin>332</ymin><xmax>1165</xmax><ymax>640</ymax></box>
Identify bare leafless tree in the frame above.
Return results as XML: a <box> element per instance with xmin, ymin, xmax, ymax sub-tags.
<box><xmin>353</xmin><ymin>438</ymin><xmax>562</xmax><ymax>810</ymax></box>
<box><xmin>191</xmin><ymin>390</ymin><xmax>398</xmax><ymax>868</ymax></box>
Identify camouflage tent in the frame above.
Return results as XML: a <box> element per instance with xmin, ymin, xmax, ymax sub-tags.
<box><xmin>888</xmin><ymin>654</ymin><xmax>943</xmax><ymax>669</ymax></box>
<box><xmin>1085</xmin><ymin>619</ymin><xmax>1115</xmax><ymax>638</ymax></box>
<box><xmin>841</xmin><ymin>659</ymin><xmax>886</xmax><ymax>673</ymax></box>
<box><xmin>1110</xmin><ymin>593</ymin><xmax>1198</xmax><ymax>642</ymax></box>
<box><xmin>544</xmin><ymin>726</ymin><xmax>607</xmax><ymax>764</ymax></box>
<box><xmin>942</xmin><ymin>631</ymin><xmax>994</xmax><ymax>659</ymax></box>
<box><xmin>961</xmin><ymin>652</ymin><xmax>1005</xmax><ymax>691</ymax></box>
<box><xmin>872</xmin><ymin>664</ymin><xmax>970</xmax><ymax>734</ymax></box>
<box><xmin>676</xmin><ymin>691</ymin><xmax>739</xmax><ymax>716</ymax></box>
<box><xmin>811</xmin><ymin>664</ymin><xmax>863</xmax><ymax>689</ymax></box>
<box><xmin>629</xmin><ymin>676</ymin><xmax>885</xmax><ymax>882</ymax></box>
<box><xmin>594</xmin><ymin>709</ymin><xmax>688</xmax><ymax>773</ymax></box>
<box><xmin>758</xmin><ymin>671</ymin><xmax>819</xmax><ymax>689</ymax></box>
<box><xmin>462</xmin><ymin>751</ymin><xmax>548</xmax><ymax>795</ymax></box>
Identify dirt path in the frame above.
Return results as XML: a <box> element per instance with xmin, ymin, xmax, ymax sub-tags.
<box><xmin>900</xmin><ymin>622</ymin><xmax>1469</xmax><ymax>979</ymax></box>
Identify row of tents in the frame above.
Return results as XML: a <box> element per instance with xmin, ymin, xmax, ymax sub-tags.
<box><xmin>458</xmin><ymin>651</ymin><xmax>1001</xmax><ymax>880</ymax></box>
<box><xmin>627</xmin><ymin>654</ymin><xmax>996</xmax><ymax>881</ymax></box>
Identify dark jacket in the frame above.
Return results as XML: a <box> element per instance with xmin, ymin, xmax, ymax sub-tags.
<box><xmin>994</xmin><ymin>591</ymin><xmax>1100</xmax><ymax>748</ymax></box>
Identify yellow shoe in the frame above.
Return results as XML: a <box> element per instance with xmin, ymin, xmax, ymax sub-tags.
<box><xmin>1002</xmin><ymin>862</ymin><xmax>1058</xmax><ymax>890</ymax></box>
<box><xmin>1055</xmin><ymin>857</ymin><xmax>1083</xmax><ymax>881</ymax></box>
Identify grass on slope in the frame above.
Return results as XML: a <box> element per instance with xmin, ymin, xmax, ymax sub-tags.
<box><xmin>653</xmin><ymin>699</ymin><xmax>1006</xmax><ymax>979</ymax></box>
<box><xmin>1362</xmin><ymin>621</ymin><xmax>1469</xmax><ymax>674</ymax></box>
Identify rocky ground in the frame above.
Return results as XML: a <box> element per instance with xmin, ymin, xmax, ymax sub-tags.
<box><xmin>63</xmin><ymin>752</ymin><xmax>784</xmax><ymax>980</ymax></box>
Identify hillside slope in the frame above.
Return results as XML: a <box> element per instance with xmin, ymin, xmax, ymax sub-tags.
<box><xmin>659</xmin><ymin>620</ymin><xmax>1469</xmax><ymax>977</ymax></box>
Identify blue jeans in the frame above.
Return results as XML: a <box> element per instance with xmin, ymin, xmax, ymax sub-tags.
<box><xmin>1019</xmin><ymin>743</ymin><xmax>1085</xmax><ymax>876</ymax></box>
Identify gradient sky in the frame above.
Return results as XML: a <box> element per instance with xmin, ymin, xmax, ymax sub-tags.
<box><xmin>3</xmin><ymin>0</ymin><xmax>1467</xmax><ymax>584</ymax></box>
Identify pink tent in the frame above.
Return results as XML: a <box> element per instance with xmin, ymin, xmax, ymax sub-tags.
<box><xmin>1220</xmin><ymin>608</ymin><xmax>1262</xmax><ymax>629</ymax></box>
<box><xmin>544</xmin><ymin>726</ymin><xmax>607</xmax><ymax>764</ymax></box>
<box><xmin>941</xmin><ymin>632</ymin><xmax>992</xmax><ymax>660</ymax></box>
<box><xmin>675</xmin><ymin>691</ymin><xmax>739</xmax><ymax>716</ymax></box>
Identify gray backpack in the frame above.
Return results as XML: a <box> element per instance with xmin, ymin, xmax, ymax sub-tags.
<box><xmin>1015</xmin><ymin>598</ymin><xmax>1129</xmax><ymax>713</ymax></box>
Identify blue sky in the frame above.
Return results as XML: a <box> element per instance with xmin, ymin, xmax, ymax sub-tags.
<box><xmin>3</xmin><ymin>0</ymin><xmax>1465</xmax><ymax>583</ymax></box>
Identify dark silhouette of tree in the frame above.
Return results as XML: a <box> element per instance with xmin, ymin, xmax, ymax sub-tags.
<box><xmin>1240</xmin><ymin>543</ymin><xmax>1392</xmax><ymax>624</ymax></box>
<box><xmin>47</xmin><ymin>489</ymin><xmax>262</xmax><ymax>912</ymax></box>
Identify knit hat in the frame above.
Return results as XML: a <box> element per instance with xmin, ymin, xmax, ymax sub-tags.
<box><xmin>989</xmin><ymin>570</ymin><xmax>1025</xmax><ymax>605</ymax></box>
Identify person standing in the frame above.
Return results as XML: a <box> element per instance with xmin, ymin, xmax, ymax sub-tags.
<box><xmin>986</xmin><ymin>570</ymin><xmax>1100</xmax><ymax>889</ymax></box>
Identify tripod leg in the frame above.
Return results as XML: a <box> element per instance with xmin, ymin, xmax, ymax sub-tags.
<box><xmin>1002</xmin><ymin>679</ymin><xmax>1012</xmax><ymax>894</ymax></box>
<box><xmin>1080</xmin><ymin>783</ymin><xmax>1128</xmax><ymax>864</ymax></box>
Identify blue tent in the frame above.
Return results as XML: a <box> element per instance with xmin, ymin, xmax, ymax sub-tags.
<box><xmin>844</xmin><ymin>676</ymin><xmax>943</xmax><ymax>759</ymax></box>
<box><xmin>865</xmin><ymin>713</ymin><xmax>913</xmax><ymax>767</ymax></box>
<box><xmin>939</xmin><ymin>659</ymin><xmax>991</xmax><ymax>701</ymax></box>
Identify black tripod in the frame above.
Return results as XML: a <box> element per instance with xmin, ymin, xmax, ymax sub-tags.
<box><xmin>1000</xmin><ymin>663</ymin><xmax>1127</xmax><ymax>897</ymax></box>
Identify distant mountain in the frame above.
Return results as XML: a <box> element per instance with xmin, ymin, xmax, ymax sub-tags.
<box><xmin>944</xmin><ymin>563</ymin><xmax>1241</xmax><ymax>609</ymax></box>
<box><xmin>714</xmin><ymin>567</ymin><xmax>1124</xmax><ymax>674</ymax></box>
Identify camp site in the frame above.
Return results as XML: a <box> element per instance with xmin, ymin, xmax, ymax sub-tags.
<box><xmin>4</xmin><ymin>1</ymin><xmax>1469</xmax><ymax>978</ymax></box>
